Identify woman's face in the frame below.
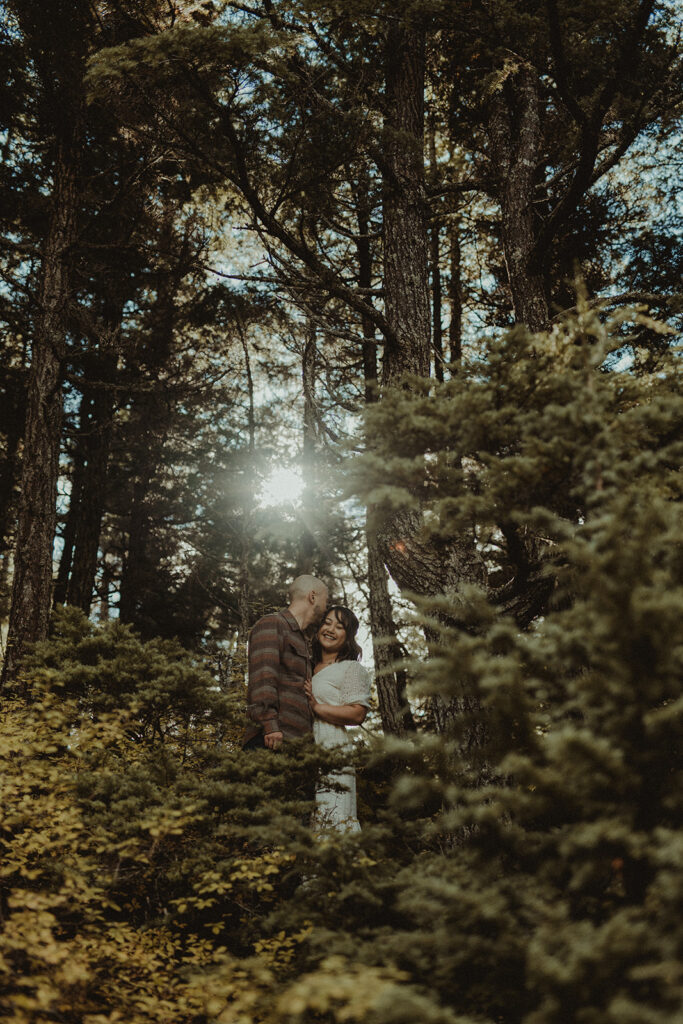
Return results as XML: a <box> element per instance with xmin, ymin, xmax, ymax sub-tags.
<box><xmin>317</xmin><ymin>611</ymin><xmax>347</xmax><ymax>654</ymax></box>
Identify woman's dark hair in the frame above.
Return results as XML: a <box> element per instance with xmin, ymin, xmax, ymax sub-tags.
<box><xmin>312</xmin><ymin>605</ymin><xmax>362</xmax><ymax>665</ymax></box>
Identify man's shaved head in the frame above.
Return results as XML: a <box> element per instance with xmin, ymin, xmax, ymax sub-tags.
<box><xmin>288</xmin><ymin>574</ymin><xmax>328</xmax><ymax>602</ymax></box>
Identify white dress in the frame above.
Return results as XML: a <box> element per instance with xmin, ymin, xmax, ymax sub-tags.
<box><xmin>312</xmin><ymin>660</ymin><xmax>372</xmax><ymax>832</ymax></box>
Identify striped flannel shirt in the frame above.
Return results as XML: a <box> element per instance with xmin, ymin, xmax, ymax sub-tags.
<box><xmin>243</xmin><ymin>609</ymin><xmax>313</xmax><ymax>746</ymax></box>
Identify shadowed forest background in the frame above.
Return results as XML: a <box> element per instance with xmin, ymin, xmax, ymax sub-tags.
<box><xmin>0</xmin><ymin>1</ymin><xmax>682</xmax><ymax>1022</ymax></box>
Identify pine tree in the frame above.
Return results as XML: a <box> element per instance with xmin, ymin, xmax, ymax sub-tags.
<box><xmin>0</xmin><ymin>0</ymin><xmax>92</xmax><ymax>684</ymax></box>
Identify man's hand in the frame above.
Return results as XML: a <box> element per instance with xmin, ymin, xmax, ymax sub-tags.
<box><xmin>264</xmin><ymin>731</ymin><xmax>284</xmax><ymax>750</ymax></box>
<box><xmin>304</xmin><ymin>679</ymin><xmax>317</xmax><ymax>713</ymax></box>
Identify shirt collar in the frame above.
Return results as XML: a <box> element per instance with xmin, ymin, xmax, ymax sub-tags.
<box><xmin>281</xmin><ymin>608</ymin><xmax>305</xmax><ymax>635</ymax></box>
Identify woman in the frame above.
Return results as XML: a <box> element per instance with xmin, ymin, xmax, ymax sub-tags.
<box><xmin>304</xmin><ymin>605</ymin><xmax>372</xmax><ymax>832</ymax></box>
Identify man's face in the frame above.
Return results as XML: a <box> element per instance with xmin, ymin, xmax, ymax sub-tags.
<box><xmin>312</xmin><ymin>588</ymin><xmax>329</xmax><ymax>624</ymax></box>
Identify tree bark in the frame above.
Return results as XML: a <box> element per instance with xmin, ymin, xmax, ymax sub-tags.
<box><xmin>298</xmin><ymin>317</ymin><xmax>318</xmax><ymax>575</ymax></box>
<box><xmin>97</xmin><ymin>560</ymin><xmax>114</xmax><ymax>622</ymax></box>
<box><xmin>237</xmin><ymin>324</ymin><xmax>255</xmax><ymax>645</ymax></box>
<box><xmin>488</xmin><ymin>63</ymin><xmax>550</xmax><ymax>332</ymax></box>
<box><xmin>0</xmin><ymin>372</ymin><xmax>25</xmax><ymax>562</ymax></box>
<box><xmin>53</xmin><ymin>413</ymin><xmax>86</xmax><ymax>607</ymax></box>
<box><xmin>430</xmin><ymin>223</ymin><xmax>444</xmax><ymax>382</ymax></box>
<box><xmin>366</xmin><ymin>522</ymin><xmax>416</xmax><ymax>736</ymax></box>
<box><xmin>67</xmin><ymin>353</ymin><xmax>117</xmax><ymax>613</ymax></box>
<box><xmin>0</xmin><ymin>0</ymin><xmax>91</xmax><ymax>685</ymax></box>
<box><xmin>1</xmin><ymin>137</ymin><xmax>80</xmax><ymax>685</ymax></box>
<box><xmin>448</xmin><ymin>220</ymin><xmax>462</xmax><ymax>366</ymax></box>
<box><xmin>379</xmin><ymin>18</ymin><xmax>485</xmax><ymax>605</ymax></box>
<box><xmin>118</xmin><ymin>210</ymin><xmax>186</xmax><ymax>631</ymax></box>
<box><xmin>382</xmin><ymin>20</ymin><xmax>431</xmax><ymax>383</ymax></box>
<box><xmin>380</xmin><ymin>19</ymin><xmax>435</xmax><ymax>595</ymax></box>
<box><xmin>428</xmin><ymin>122</ymin><xmax>444</xmax><ymax>382</ymax></box>
<box><xmin>356</xmin><ymin>172</ymin><xmax>416</xmax><ymax>736</ymax></box>
<box><xmin>377</xmin><ymin>19</ymin><xmax>491</xmax><ymax>744</ymax></box>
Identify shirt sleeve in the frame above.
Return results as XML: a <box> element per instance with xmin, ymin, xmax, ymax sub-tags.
<box><xmin>246</xmin><ymin>615</ymin><xmax>282</xmax><ymax>735</ymax></box>
<box><xmin>339</xmin><ymin>661</ymin><xmax>372</xmax><ymax>708</ymax></box>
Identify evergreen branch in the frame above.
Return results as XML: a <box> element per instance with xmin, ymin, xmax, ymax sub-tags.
<box><xmin>536</xmin><ymin>85</ymin><xmax>674</xmax><ymax>202</ymax></box>
<box><xmin>317</xmin><ymin>212</ymin><xmax>380</xmax><ymax>243</ymax></box>
<box><xmin>555</xmin><ymin>291</ymin><xmax>676</xmax><ymax>318</ymax></box>
<box><xmin>198</xmin><ymin>91</ymin><xmax>394</xmax><ymax>342</ymax></box>
<box><xmin>592</xmin><ymin>0</ymin><xmax>656</xmax><ymax>128</ymax></box>
<box><xmin>545</xmin><ymin>0</ymin><xmax>588</xmax><ymax>128</ymax></box>
<box><xmin>534</xmin><ymin>0</ymin><xmax>657</xmax><ymax>258</ymax></box>
<box><xmin>198</xmin><ymin>262</ymin><xmax>382</xmax><ymax>298</ymax></box>
<box><xmin>425</xmin><ymin>177</ymin><xmax>488</xmax><ymax>199</ymax></box>
<box><xmin>588</xmin><ymin>115</ymin><xmax>648</xmax><ymax>187</ymax></box>
<box><xmin>493</xmin><ymin>564</ymin><xmax>557</xmax><ymax>630</ymax></box>
<box><xmin>589</xmin><ymin>76</ymin><xmax>683</xmax><ymax>189</ymax></box>
<box><xmin>254</xmin><ymin>0</ymin><xmax>388</xmax><ymax>113</ymax></box>
<box><xmin>256</xmin><ymin>0</ymin><xmax>397</xmax><ymax>187</ymax></box>
<box><xmin>108</xmin><ymin>58</ymin><xmax>391</xmax><ymax>341</ymax></box>
<box><xmin>238</xmin><ymin>213</ymin><xmax>386</xmax><ymax>348</ymax></box>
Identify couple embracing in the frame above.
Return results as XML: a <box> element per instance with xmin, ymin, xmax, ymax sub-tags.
<box><xmin>243</xmin><ymin>575</ymin><xmax>371</xmax><ymax>832</ymax></box>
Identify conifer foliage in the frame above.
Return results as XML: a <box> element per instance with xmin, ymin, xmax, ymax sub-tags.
<box><xmin>347</xmin><ymin>304</ymin><xmax>683</xmax><ymax>1023</ymax></box>
<box><xmin>1</xmin><ymin>0</ymin><xmax>682</xmax><ymax>1021</ymax></box>
<box><xmin>2</xmin><ymin>305</ymin><xmax>681</xmax><ymax>1023</ymax></box>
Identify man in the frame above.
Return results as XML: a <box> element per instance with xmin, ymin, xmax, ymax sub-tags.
<box><xmin>243</xmin><ymin>575</ymin><xmax>329</xmax><ymax>751</ymax></box>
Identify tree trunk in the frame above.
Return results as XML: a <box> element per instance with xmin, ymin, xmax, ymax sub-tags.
<box><xmin>430</xmin><ymin>222</ymin><xmax>444</xmax><ymax>382</ymax></box>
<box><xmin>118</xmin><ymin>212</ymin><xmax>184</xmax><ymax>631</ymax></box>
<box><xmin>67</xmin><ymin>354</ymin><xmax>117</xmax><ymax>613</ymax></box>
<box><xmin>53</xmin><ymin>413</ymin><xmax>86</xmax><ymax>606</ymax></box>
<box><xmin>382</xmin><ymin>20</ymin><xmax>431</xmax><ymax>384</ymax></box>
<box><xmin>237</xmin><ymin>325</ymin><xmax>256</xmax><ymax>645</ymax></box>
<box><xmin>118</xmin><ymin>459</ymin><xmax>154</xmax><ymax>626</ymax></box>
<box><xmin>488</xmin><ymin>63</ymin><xmax>550</xmax><ymax>333</ymax></box>
<box><xmin>356</xmin><ymin>173</ymin><xmax>416</xmax><ymax>736</ymax></box>
<box><xmin>379</xmin><ymin>18</ymin><xmax>485</xmax><ymax>604</ymax></box>
<box><xmin>1</xmin><ymin>138</ymin><xmax>80</xmax><ymax>685</ymax></box>
<box><xmin>366</xmin><ymin>522</ymin><xmax>416</xmax><ymax>736</ymax></box>
<box><xmin>377</xmin><ymin>20</ymin><xmax>490</xmax><ymax>745</ymax></box>
<box><xmin>298</xmin><ymin>317</ymin><xmax>318</xmax><ymax>575</ymax></box>
<box><xmin>380</xmin><ymin>18</ymin><xmax>437</xmax><ymax>595</ymax></box>
<box><xmin>97</xmin><ymin>560</ymin><xmax>114</xmax><ymax>622</ymax></box>
<box><xmin>428</xmin><ymin>122</ymin><xmax>444</xmax><ymax>382</ymax></box>
<box><xmin>0</xmin><ymin>0</ymin><xmax>91</xmax><ymax>685</ymax></box>
<box><xmin>0</xmin><ymin>374</ymin><xmax>25</xmax><ymax>562</ymax></box>
<box><xmin>448</xmin><ymin>220</ymin><xmax>463</xmax><ymax>366</ymax></box>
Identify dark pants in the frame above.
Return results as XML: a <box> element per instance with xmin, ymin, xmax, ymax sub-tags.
<box><xmin>243</xmin><ymin>733</ymin><xmax>266</xmax><ymax>750</ymax></box>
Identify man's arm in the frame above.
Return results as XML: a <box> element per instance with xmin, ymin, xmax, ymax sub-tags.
<box><xmin>247</xmin><ymin>615</ymin><xmax>283</xmax><ymax>748</ymax></box>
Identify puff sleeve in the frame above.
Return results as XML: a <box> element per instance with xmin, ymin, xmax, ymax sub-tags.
<box><xmin>339</xmin><ymin>661</ymin><xmax>372</xmax><ymax>708</ymax></box>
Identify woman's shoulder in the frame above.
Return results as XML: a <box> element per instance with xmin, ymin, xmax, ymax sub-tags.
<box><xmin>338</xmin><ymin>660</ymin><xmax>372</xmax><ymax>707</ymax></box>
<box><xmin>341</xmin><ymin>659</ymin><xmax>370</xmax><ymax>682</ymax></box>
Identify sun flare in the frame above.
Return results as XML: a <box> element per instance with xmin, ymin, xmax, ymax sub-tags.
<box><xmin>257</xmin><ymin>467</ymin><xmax>305</xmax><ymax>508</ymax></box>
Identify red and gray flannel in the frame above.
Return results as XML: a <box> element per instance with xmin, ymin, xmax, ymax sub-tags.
<box><xmin>243</xmin><ymin>609</ymin><xmax>313</xmax><ymax>745</ymax></box>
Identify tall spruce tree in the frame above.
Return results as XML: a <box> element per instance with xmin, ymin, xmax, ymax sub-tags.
<box><xmin>1</xmin><ymin>0</ymin><xmax>93</xmax><ymax>685</ymax></box>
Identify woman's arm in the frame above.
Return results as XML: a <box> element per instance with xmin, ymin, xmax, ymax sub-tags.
<box><xmin>314</xmin><ymin>701</ymin><xmax>367</xmax><ymax>726</ymax></box>
<box><xmin>304</xmin><ymin>680</ymin><xmax>367</xmax><ymax>726</ymax></box>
